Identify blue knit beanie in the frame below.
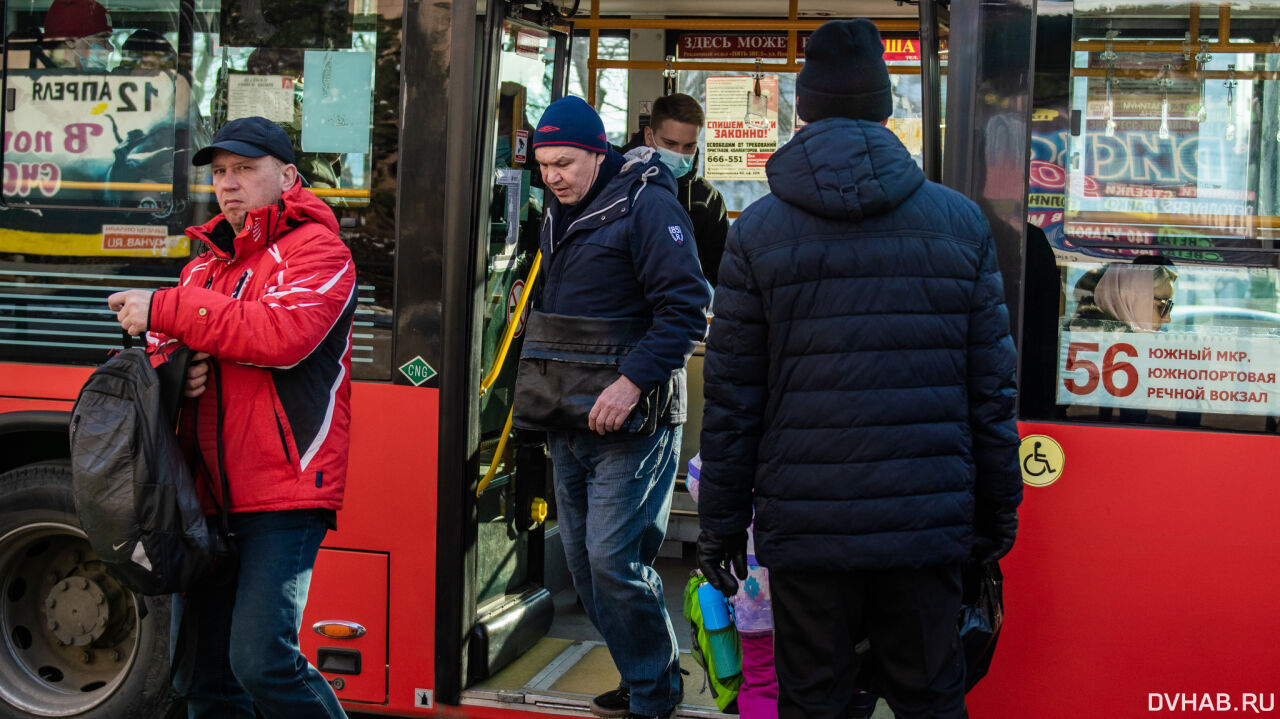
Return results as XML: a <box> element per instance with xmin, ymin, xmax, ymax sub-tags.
<box><xmin>532</xmin><ymin>96</ymin><xmax>608</xmax><ymax>154</ymax></box>
<box><xmin>797</xmin><ymin>19</ymin><xmax>892</xmax><ymax>123</ymax></box>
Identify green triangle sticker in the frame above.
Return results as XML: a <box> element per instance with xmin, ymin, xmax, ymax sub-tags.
<box><xmin>398</xmin><ymin>356</ymin><xmax>437</xmax><ymax>386</ymax></box>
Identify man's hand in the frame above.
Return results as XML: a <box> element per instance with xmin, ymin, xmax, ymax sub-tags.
<box><xmin>971</xmin><ymin>504</ymin><xmax>1018</xmax><ymax>565</ymax></box>
<box><xmin>185</xmin><ymin>352</ymin><xmax>211</xmax><ymax>398</ymax></box>
<box><xmin>588</xmin><ymin>375</ymin><xmax>642</xmax><ymax>435</ymax></box>
<box><xmin>107</xmin><ymin>290</ymin><xmax>155</xmax><ymax>336</ymax></box>
<box><xmin>696</xmin><ymin>529</ymin><xmax>748</xmax><ymax>597</ymax></box>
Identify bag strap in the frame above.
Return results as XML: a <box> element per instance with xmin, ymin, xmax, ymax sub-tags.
<box><xmin>154</xmin><ymin>344</ymin><xmax>194</xmax><ymax>429</ymax></box>
<box><xmin>191</xmin><ymin>358</ymin><xmax>233</xmax><ymax>543</ymax></box>
<box><xmin>211</xmin><ymin>359</ymin><xmax>232</xmax><ymax>542</ymax></box>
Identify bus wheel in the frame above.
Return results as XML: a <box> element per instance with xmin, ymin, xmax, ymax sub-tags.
<box><xmin>0</xmin><ymin>461</ymin><xmax>173</xmax><ymax>719</ymax></box>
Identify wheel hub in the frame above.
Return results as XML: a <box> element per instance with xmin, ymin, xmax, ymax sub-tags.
<box><xmin>44</xmin><ymin>576</ymin><xmax>109</xmax><ymax>647</ymax></box>
<box><xmin>1</xmin><ymin>520</ymin><xmax>143</xmax><ymax>716</ymax></box>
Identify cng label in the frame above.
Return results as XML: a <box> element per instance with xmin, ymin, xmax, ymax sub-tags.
<box><xmin>398</xmin><ymin>356</ymin><xmax>437</xmax><ymax>386</ymax></box>
<box><xmin>1019</xmin><ymin>434</ymin><xmax>1064</xmax><ymax>487</ymax></box>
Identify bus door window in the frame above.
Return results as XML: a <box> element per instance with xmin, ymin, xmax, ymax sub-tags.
<box><xmin>474</xmin><ymin>18</ymin><xmax>557</xmax><ymax>607</ymax></box>
<box><xmin>1021</xmin><ymin>0</ymin><xmax>1280</xmax><ymax>434</ymax></box>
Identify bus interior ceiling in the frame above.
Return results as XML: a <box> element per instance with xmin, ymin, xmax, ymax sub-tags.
<box><xmin>482</xmin><ymin>0</ymin><xmax>917</xmax><ymax>18</ymax></box>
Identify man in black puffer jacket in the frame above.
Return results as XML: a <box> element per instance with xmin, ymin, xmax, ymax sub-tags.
<box><xmin>695</xmin><ymin>19</ymin><xmax>1021</xmax><ymax>719</ymax></box>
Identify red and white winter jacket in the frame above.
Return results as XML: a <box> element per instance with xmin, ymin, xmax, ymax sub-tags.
<box><xmin>146</xmin><ymin>181</ymin><xmax>356</xmax><ymax>514</ymax></box>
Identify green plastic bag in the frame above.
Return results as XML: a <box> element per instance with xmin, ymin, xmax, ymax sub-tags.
<box><xmin>683</xmin><ymin>573</ymin><xmax>743</xmax><ymax>712</ymax></box>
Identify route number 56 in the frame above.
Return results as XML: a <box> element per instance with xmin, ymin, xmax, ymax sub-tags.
<box><xmin>1062</xmin><ymin>341</ymin><xmax>1139</xmax><ymax>397</ymax></box>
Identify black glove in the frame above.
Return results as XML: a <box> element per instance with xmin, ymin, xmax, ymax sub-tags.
<box><xmin>696</xmin><ymin>529</ymin><xmax>748</xmax><ymax>596</ymax></box>
<box><xmin>971</xmin><ymin>504</ymin><xmax>1018</xmax><ymax>565</ymax></box>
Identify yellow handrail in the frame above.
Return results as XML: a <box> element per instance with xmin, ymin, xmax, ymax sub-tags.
<box><xmin>476</xmin><ymin>405</ymin><xmax>515</xmax><ymax>497</ymax></box>
<box><xmin>479</xmin><ymin>249</ymin><xmax>542</xmax><ymax>397</ymax></box>
<box><xmin>475</xmin><ymin>250</ymin><xmax>541</xmax><ymax>496</ymax></box>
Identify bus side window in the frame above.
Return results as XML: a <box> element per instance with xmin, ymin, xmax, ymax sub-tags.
<box><xmin>2</xmin><ymin>0</ymin><xmax>183</xmax><ymax>213</ymax></box>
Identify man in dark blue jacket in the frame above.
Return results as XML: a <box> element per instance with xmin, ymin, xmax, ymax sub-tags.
<box><xmin>519</xmin><ymin>96</ymin><xmax>710</xmax><ymax>719</ymax></box>
<box><xmin>695</xmin><ymin>20</ymin><xmax>1022</xmax><ymax>719</ymax></box>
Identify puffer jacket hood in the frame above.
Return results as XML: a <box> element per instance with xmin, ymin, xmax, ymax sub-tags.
<box><xmin>613</xmin><ymin>146</ymin><xmax>679</xmax><ymax>202</ymax></box>
<box><xmin>767</xmin><ymin>118</ymin><xmax>925</xmax><ymax>222</ymax></box>
<box><xmin>615</xmin><ymin>131</ymin><xmax>730</xmax><ymax>284</ymax></box>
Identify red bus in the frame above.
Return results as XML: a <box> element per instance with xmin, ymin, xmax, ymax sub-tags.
<box><xmin>1</xmin><ymin>0</ymin><xmax>1277</xmax><ymax>717</ymax></box>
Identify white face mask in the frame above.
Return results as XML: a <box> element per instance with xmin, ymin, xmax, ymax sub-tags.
<box><xmin>80</xmin><ymin>42</ymin><xmax>112</xmax><ymax>71</ymax></box>
<box><xmin>654</xmin><ymin>145</ymin><xmax>695</xmax><ymax>178</ymax></box>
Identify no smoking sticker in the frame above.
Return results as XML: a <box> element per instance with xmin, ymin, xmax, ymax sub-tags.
<box><xmin>507</xmin><ymin>279</ymin><xmax>530</xmax><ymax>337</ymax></box>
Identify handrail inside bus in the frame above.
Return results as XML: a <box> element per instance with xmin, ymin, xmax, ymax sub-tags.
<box><xmin>477</xmin><ymin>406</ymin><xmax>514</xmax><ymax>497</ymax></box>
<box><xmin>475</xmin><ymin>247</ymin><xmax>543</xmax><ymax>496</ymax></box>
<box><xmin>479</xmin><ymin>249</ymin><xmax>541</xmax><ymax>397</ymax></box>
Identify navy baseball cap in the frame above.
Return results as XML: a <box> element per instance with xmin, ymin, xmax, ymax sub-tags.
<box><xmin>192</xmin><ymin>116</ymin><xmax>297</xmax><ymax>167</ymax></box>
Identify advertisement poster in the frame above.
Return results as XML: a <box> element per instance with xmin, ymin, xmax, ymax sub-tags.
<box><xmin>1057</xmin><ymin>329</ymin><xmax>1280</xmax><ymax>416</ymax></box>
<box><xmin>1</xmin><ymin>70</ymin><xmax>191</xmax><ymax>257</ymax></box>
<box><xmin>1065</xmin><ymin>91</ymin><xmax>1253</xmax><ymax>232</ymax></box>
<box><xmin>704</xmin><ymin>75</ymin><xmax>778</xmax><ymax>182</ymax></box>
<box><xmin>677</xmin><ymin>32</ymin><xmax>936</xmax><ymax>61</ymax></box>
<box><xmin>1033</xmin><ymin>52</ymin><xmax>1265</xmax><ymax>265</ymax></box>
<box><xmin>1028</xmin><ymin>102</ymin><xmax>1071</xmax><ymax>249</ymax></box>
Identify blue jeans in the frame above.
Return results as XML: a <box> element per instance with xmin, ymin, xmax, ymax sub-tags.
<box><xmin>171</xmin><ymin>510</ymin><xmax>347</xmax><ymax>719</ymax></box>
<box><xmin>548</xmin><ymin>426</ymin><xmax>683</xmax><ymax>716</ymax></box>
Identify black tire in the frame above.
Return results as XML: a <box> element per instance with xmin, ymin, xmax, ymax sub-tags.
<box><xmin>0</xmin><ymin>461</ymin><xmax>174</xmax><ymax>719</ymax></box>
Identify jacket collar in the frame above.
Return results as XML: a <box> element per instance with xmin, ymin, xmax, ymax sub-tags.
<box><xmin>549</xmin><ymin>149</ymin><xmax>674</xmax><ymax>250</ymax></box>
<box><xmin>186</xmin><ymin>181</ymin><xmax>337</xmax><ymax>259</ymax></box>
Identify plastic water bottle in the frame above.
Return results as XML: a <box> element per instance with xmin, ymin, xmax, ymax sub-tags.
<box><xmin>696</xmin><ymin>582</ymin><xmax>742</xmax><ymax>679</ymax></box>
<box><xmin>696</xmin><ymin>583</ymin><xmax>731</xmax><ymax>629</ymax></box>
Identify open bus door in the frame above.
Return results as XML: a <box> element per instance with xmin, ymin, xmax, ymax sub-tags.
<box><xmin>449</xmin><ymin>0</ymin><xmax>573</xmax><ymax>694</ymax></box>
<box><xmin>432</xmin><ymin>1</ymin><xmax>1037</xmax><ymax>716</ymax></box>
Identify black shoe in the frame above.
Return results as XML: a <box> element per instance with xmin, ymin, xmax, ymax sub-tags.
<box><xmin>589</xmin><ymin>685</ymin><xmax>630</xmax><ymax>718</ymax></box>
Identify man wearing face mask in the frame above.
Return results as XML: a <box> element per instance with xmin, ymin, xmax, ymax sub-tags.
<box><xmin>43</xmin><ymin>0</ymin><xmax>114</xmax><ymax>72</ymax></box>
<box><xmin>620</xmin><ymin>94</ymin><xmax>729</xmax><ymax>285</ymax></box>
<box><xmin>516</xmin><ymin>96</ymin><xmax>710</xmax><ymax>719</ymax></box>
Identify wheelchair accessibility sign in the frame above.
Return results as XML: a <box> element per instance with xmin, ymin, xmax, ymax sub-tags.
<box><xmin>1019</xmin><ymin>434</ymin><xmax>1064</xmax><ymax>487</ymax></box>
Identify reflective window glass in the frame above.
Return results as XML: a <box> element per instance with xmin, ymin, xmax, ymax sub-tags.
<box><xmin>1</xmin><ymin>0</ymin><xmax>400</xmax><ymax>378</ymax></box>
<box><xmin>1024</xmin><ymin>0</ymin><xmax>1280</xmax><ymax>433</ymax></box>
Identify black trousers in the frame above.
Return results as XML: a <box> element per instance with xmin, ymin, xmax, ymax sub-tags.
<box><xmin>770</xmin><ymin>564</ymin><xmax>968</xmax><ymax>719</ymax></box>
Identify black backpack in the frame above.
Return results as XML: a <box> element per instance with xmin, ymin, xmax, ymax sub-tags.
<box><xmin>69</xmin><ymin>345</ymin><xmax>221</xmax><ymax>595</ymax></box>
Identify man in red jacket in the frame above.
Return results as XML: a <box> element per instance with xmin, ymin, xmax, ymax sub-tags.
<box><xmin>108</xmin><ymin>116</ymin><xmax>355</xmax><ymax>719</ymax></box>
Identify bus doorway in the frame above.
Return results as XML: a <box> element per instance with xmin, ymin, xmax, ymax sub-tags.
<box><xmin>446</xmin><ymin>1</ymin><xmax>958</xmax><ymax>715</ymax></box>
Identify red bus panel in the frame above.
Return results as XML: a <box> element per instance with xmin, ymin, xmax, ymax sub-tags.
<box><xmin>302</xmin><ymin>548</ymin><xmax>390</xmax><ymax>704</ymax></box>
<box><xmin>968</xmin><ymin>422</ymin><xmax>1280</xmax><ymax>718</ymax></box>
